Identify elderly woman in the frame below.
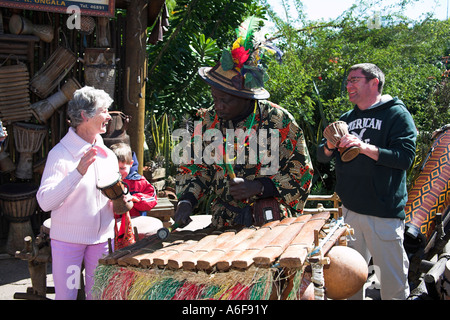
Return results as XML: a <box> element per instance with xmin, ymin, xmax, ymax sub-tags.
<box><xmin>37</xmin><ymin>86</ymin><xmax>118</xmax><ymax>300</ymax></box>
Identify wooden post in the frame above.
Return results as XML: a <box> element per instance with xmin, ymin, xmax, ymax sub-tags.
<box><xmin>124</xmin><ymin>0</ymin><xmax>148</xmax><ymax>174</ymax></box>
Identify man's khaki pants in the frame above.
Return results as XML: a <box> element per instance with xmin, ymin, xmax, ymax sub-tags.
<box><xmin>342</xmin><ymin>206</ymin><xmax>410</xmax><ymax>300</ymax></box>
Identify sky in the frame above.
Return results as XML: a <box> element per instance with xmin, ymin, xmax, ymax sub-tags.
<box><xmin>267</xmin><ymin>0</ymin><xmax>449</xmax><ymax>22</ymax></box>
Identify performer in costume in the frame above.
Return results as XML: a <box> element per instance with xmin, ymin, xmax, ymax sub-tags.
<box><xmin>37</xmin><ymin>87</ymin><xmax>118</xmax><ymax>300</ymax></box>
<box><xmin>317</xmin><ymin>63</ymin><xmax>417</xmax><ymax>299</ymax></box>
<box><xmin>175</xmin><ymin>17</ymin><xmax>314</xmax><ymax>228</ymax></box>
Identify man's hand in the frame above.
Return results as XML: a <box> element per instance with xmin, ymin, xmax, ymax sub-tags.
<box><xmin>229</xmin><ymin>178</ymin><xmax>263</xmax><ymax>201</ymax></box>
<box><xmin>338</xmin><ymin>133</ymin><xmax>380</xmax><ymax>161</ymax></box>
<box><xmin>174</xmin><ymin>201</ymin><xmax>193</xmax><ymax>227</ymax></box>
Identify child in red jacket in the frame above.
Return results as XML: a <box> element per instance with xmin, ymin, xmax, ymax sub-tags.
<box><xmin>110</xmin><ymin>143</ymin><xmax>159</xmax><ymax>248</ymax></box>
<box><xmin>110</xmin><ymin>142</ymin><xmax>158</xmax><ymax>218</ymax></box>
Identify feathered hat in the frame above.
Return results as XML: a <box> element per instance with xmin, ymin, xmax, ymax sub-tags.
<box><xmin>198</xmin><ymin>16</ymin><xmax>282</xmax><ymax>100</ymax></box>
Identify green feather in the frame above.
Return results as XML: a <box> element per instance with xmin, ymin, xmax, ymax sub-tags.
<box><xmin>236</xmin><ymin>16</ymin><xmax>262</xmax><ymax>51</ymax></box>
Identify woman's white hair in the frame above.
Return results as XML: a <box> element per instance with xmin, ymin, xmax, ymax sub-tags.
<box><xmin>67</xmin><ymin>86</ymin><xmax>113</xmax><ymax>128</ymax></box>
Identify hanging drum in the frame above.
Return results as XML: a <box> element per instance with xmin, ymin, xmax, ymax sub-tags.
<box><xmin>9</xmin><ymin>14</ymin><xmax>54</xmax><ymax>43</ymax></box>
<box><xmin>0</xmin><ymin>62</ymin><xmax>32</xmax><ymax>123</ymax></box>
<box><xmin>29</xmin><ymin>46</ymin><xmax>77</xmax><ymax>99</ymax></box>
<box><xmin>0</xmin><ymin>182</ymin><xmax>39</xmax><ymax>255</ymax></box>
<box><xmin>83</xmin><ymin>48</ymin><xmax>116</xmax><ymax>99</ymax></box>
<box><xmin>13</xmin><ymin>122</ymin><xmax>47</xmax><ymax>180</ymax></box>
<box><xmin>30</xmin><ymin>77</ymin><xmax>81</xmax><ymax>123</ymax></box>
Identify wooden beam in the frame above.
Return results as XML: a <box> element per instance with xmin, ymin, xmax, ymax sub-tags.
<box><xmin>124</xmin><ymin>0</ymin><xmax>148</xmax><ymax>174</ymax></box>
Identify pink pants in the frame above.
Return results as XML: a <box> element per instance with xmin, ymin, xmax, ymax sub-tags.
<box><xmin>51</xmin><ymin>239</ymin><xmax>110</xmax><ymax>300</ymax></box>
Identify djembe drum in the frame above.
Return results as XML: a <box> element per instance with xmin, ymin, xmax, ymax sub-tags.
<box><xmin>13</xmin><ymin>122</ymin><xmax>47</xmax><ymax>180</ymax></box>
<box><xmin>0</xmin><ymin>183</ymin><xmax>38</xmax><ymax>255</ymax></box>
<box><xmin>30</xmin><ymin>78</ymin><xmax>81</xmax><ymax>123</ymax></box>
<box><xmin>97</xmin><ymin>174</ymin><xmax>133</xmax><ymax>215</ymax></box>
<box><xmin>323</xmin><ymin>121</ymin><xmax>360</xmax><ymax>162</ymax></box>
<box><xmin>29</xmin><ymin>46</ymin><xmax>77</xmax><ymax>99</ymax></box>
<box><xmin>9</xmin><ymin>14</ymin><xmax>54</xmax><ymax>43</ymax></box>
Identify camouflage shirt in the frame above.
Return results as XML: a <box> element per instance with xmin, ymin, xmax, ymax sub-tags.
<box><xmin>175</xmin><ymin>100</ymin><xmax>314</xmax><ymax>228</ymax></box>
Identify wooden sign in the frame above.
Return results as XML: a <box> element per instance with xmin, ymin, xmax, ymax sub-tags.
<box><xmin>0</xmin><ymin>0</ymin><xmax>115</xmax><ymax>17</ymax></box>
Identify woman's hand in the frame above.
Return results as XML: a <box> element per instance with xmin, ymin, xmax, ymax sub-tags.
<box><xmin>77</xmin><ymin>147</ymin><xmax>98</xmax><ymax>175</ymax></box>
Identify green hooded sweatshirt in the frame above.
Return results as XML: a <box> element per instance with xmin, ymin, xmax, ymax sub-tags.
<box><xmin>318</xmin><ymin>97</ymin><xmax>417</xmax><ymax>219</ymax></box>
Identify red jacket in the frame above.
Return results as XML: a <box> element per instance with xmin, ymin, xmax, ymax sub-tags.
<box><xmin>114</xmin><ymin>172</ymin><xmax>157</xmax><ymax>219</ymax></box>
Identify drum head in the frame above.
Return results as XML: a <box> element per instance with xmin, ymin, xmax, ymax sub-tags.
<box><xmin>13</xmin><ymin>121</ymin><xmax>47</xmax><ymax>132</ymax></box>
<box><xmin>0</xmin><ymin>182</ymin><xmax>38</xmax><ymax>200</ymax></box>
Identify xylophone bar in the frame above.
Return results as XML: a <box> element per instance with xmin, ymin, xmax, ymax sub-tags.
<box><xmin>253</xmin><ymin>214</ymin><xmax>312</xmax><ymax>267</ymax></box>
<box><xmin>117</xmin><ymin>239</ymin><xmax>185</xmax><ymax>267</ymax></box>
<box><xmin>215</xmin><ymin>221</ymin><xmax>280</xmax><ymax>271</ymax></box>
<box><xmin>151</xmin><ymin>240</ymin><xmax>198</xmax><ymax>267</ymax></box>
<box><xmin>196</xmin><ymin>227</ymin><xmax>257</xmax><ymax>270</ymax></box>
<box><xmin>167</xmin><ymin>233</ymin><xmax>223</xmax><ymax>269</ymax></box>
<box><xmin>182</xmin><ymin>231</ymin><xmax>236</xmax><ymax>270</ymax></box>
<box><xmin>278</xmin><ymin>211</ymin><xmax>330</xmax><ymax>268</ymax></box>
<box><xmin>114</xmin><ymin>230</ymin><xmax>208</xmax><ymax>266</ymax></box>
<box><xmin>232</xmin><ymin>217</ymin><xmax>299</xmax><ymax>269</ymax></box>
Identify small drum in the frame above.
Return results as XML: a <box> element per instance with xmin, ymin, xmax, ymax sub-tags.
<box><xmin>97</xmin><ymin>175</ymin><xmax>133</xmax><ymax>214</ymax></box>
<box><xmin>13</xmin><ymin>122</ymin><xmax>47</xmax><ymax>180</ymax></box>
<box><xmin>323</xmin><ymin>121</ymin><xmax>360</xmax><ymax>162</ymax></box>
<box><xmin>9</xmin><ymin>14</ymin><xmax>54</xmax><ymax>43</ymax></box>
<box><xmin>0</xmin><ymin>183</ymin><xmax>38</xmax><ymax>255</ymax></box>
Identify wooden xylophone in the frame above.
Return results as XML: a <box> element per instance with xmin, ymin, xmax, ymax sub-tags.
<box><xmin>93</xmin><ymin>211</ymin><xmax>364</xmax><ymax>300</ymax></box>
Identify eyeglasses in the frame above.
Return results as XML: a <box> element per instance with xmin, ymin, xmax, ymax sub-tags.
<box><xmin>345</xmin><ymin>77</ymin><xmax>372</xmax><ymax>85</ymax></box>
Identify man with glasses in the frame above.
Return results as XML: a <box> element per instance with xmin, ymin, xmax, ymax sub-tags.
<box><xmin>317</xmin><ymin>63</ymin><xmax>417</xmax><ymax>299</ymax></box>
